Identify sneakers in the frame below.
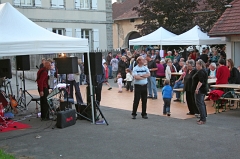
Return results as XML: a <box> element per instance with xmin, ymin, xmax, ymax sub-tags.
<box><xmin>152</xmin><ymin>97</ymin><xmax>158</xmax><ymax>100</ymax></box>
<box><xmin>147</xmin><ymin>96</ymin><xmax>153</xmax><ymax>99</ymax></box>
<box><xmin>167</xmin><ymin>112</ymin><xmax>171</xmax><ymax>116</ymax></box>
<box><xmin>132</xmin><ymin>115</ymin><xmax>136</xmax><ymax>119</ymax></box>
<box><xmin>108</xmin><ymin>87</ymin><xmax>112</xmax><ymax>90</ymax></box>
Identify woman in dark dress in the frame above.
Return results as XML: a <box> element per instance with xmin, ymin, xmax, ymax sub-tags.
<box><xmin>192</xmin><ymin>60</ymin><xmax>208</xmax><ymax>125</ymax></box>
<box><xmin>118</xmin><ymin>56</ymin><xmax>128</xmax><ymax>86</ymax></box>
<box><xmin>183</xmin><ymin>59</ymin><xmax>199</xmax><ymax>115</ymax></box>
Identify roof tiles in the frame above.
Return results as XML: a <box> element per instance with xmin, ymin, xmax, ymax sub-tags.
<box><xmin>209</xmin><ymin>0</ymin><xmax>240</xmax><ymax>36</ymax></box>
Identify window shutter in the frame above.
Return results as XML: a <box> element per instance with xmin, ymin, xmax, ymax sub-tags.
<box><xmin>35</xmin><ymin>0</ymin><xmax>41</xmax><ymax>7</ymax></box>
<box><xmin>58</xmin><ymin>0</ymin><xmax>64</xmax><ymax>8</ymax></box>
<box><xmin>65</xmin><ymin>28</ymin><xmax>72</xmax><ymax>37</ymax></box>
<box><xmin>14</xmin><ymin>0</ymin><xmax>21</xmax><ymax>6</ymax></box>
<box><xmin>75</xmin><ymin>28</ymin><xmax>82</xmax><ymax>38</ymax></box>
<box><xmin>75</xmin><ymin>0</ymin><xmax>80</xmax><ymax>8</ymax></box>
<box><xmin>93</xmin><ymin>29</ymin><xmax>99</xmax><ymax>51</ymax></box>
<box><xmin>91</xmin><ymin>0</ymin><xmax>97</xmax><ymax>9</ymax></box>
<box><xmin>51</xmin><ymin>0</ymin><xmax>58</xmax><ymax>7</ymax></box>
<box><xmin>46</xmin><ymin>28</ymin><xmax>52</xmax><ymax>32</ymax></box>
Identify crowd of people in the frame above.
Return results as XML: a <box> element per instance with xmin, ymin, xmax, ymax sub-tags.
<box><xmin>36</xmin><ymin>45</ymin><xmax>240</xmax><ymax>125</ymax></box>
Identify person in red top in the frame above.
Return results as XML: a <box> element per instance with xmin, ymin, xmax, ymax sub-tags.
<box><xmin>216</xmin><ymin>59</ymin><xmax>230</xmax><ymax>84</ymax></box>
<box><xmin>36</xmin><ymin>61</ymin><xmax>51</xmax><ymax>120</ymax></box>
<box><xmin>103</xmin><ymin>62</ymin><xmax>112</xmax><ymax>90</ymax></box>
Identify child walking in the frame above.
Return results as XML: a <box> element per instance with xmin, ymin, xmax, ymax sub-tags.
<box><xmin>124</xmin><ymin>68</ymin><xmax>133</xmax><ymax>92</ymax></box>
<box><xmin>162</xmin><ymin>79</ymin><xmax>173</xmax><ymax>116</ymax></box>
<box><xmin>117</xmin><ymin>73</ymin><xmax>123</xmax><ymax>93</ymax></box>
<box><xmin>103</xmin><ymin>62</ymin><xmax>112</xmax><ymax>90</ymax></box>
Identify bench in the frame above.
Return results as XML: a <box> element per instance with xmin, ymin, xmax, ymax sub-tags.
<box><xmin>156</xmin><ymin>78</ymin><xmax>166</xmax><ymax>88</ymax></box>
<box><xmin>213</xmin><ymin>97</ymin><xmax>240</xmax><ymax>114</ymax></box>
<box><xmin>173</xmin><ymin>88</ymin><xmax>185</xmax><ymax>103</ymax></box>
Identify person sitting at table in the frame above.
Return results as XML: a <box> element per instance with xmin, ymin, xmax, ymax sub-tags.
<box><xmin>173</xmin><ymin>65</ymin><xmax>187</xmax><ymax>102</ymax></box>
<box><xmin>216</xmin><ymin>59</ymin><xmax>230</xmax><ymax>84</ymax></box>
<box><xmin>156</xmin><ymin>59</ymin><xmax>165</xmax><ymax>77</ymax></box>
<box><xmin>207</xmin><ymin>63</ymin><xmax>217</xmax><ymax>79</ymax></box>
<box><xmin>165</xmin><ymin>51</ymin><xmax>174</xmax><ymax>61</ymax></box>
<box><xmin>165</xmin><ymin>59</ymin><xmax>177</xmax><ymax>87</ymax></box>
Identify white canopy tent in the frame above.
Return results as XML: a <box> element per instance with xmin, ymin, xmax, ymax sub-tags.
<box><xmin>0</xmin><ymin>3</ymin><xmax>99</xmax><ymax>124</ymax></box>
<box><xmin>129</xmin><ymin>27</ymin><xmax>176</xmax><ymax>46</ymax></box>
<box><xmin>161</xmin><ymin>25</ymin><xmax>226</xmax><ymax>45</ymax></box>
<box><xmin>0</xmin><ymin>2</ymin><xmax>89</xmax><ymax>56</ymax></box>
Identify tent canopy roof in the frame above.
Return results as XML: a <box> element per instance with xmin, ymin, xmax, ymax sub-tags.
<box><xmin>161</xmin><ymin>25</ymin><xmax>226</xmax><ymax>45</ymax></box>
<box><xmin>129</xmin><ymin>27</ymin><xmax>176</xmax><ymax>45</ymax></box>
<box><xmin>0</xmin><ymin>2</ymin><xmax>89</xmax><ymax>56</ymax></box>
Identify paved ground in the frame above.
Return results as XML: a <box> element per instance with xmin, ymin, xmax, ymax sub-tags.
<box><xmin>0</xmin><ymin>75</ymin><xmax>240</xmax><ymax>159</ymax></box>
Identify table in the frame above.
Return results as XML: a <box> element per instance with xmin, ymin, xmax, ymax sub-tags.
<box><xmin>171</xmin><ymin>72</ymin><xmax>183</xmax><ymax>76</ymax></box>
<box><xmin>208</xmin><ymin>78</ymin><xmax>216</xmax><ymax>84</ymax></box>
<box><xmin>210</xmin><ymin>84</ymin><xmax>240</xmax><ymax>89</ymax></box>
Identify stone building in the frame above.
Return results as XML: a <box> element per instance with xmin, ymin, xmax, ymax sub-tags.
<box><xmin>0</xmin><ymin>0</ymin><xmax>113</xmax><ymax>52</ymax></box>
<box><xmin>112</xmin><ymin>0</ymin><xmax>141</xmax><ymax>49</ymax></box>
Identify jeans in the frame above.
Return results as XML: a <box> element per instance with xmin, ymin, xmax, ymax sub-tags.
<box><xmin>108</xmin><ymin>65</ymin><xmax>113</xmax><ymax>78</ymax></box>
<box><xmin>147</xmin><ymin>76</ymin><xmax>158</xmax><ymax>97</ymax></box>
<box><xmin>173</xmin><ymin>80</ymin><xmax>184</xmax><ymax>99</ymax></box>
<box><xmin>163</xmin><ymin>98</ymin><xmax>171</xmax><ymax>114</ymax></box>
<box><xmin>68</xmin><ymin>80</ymin><xmax>83</xmax><ymax>104</ymax></box>
<box><xmin>95</xmin><ymin>84</ymin><xmax>103</xmax><ymax>105</ymax></box>
<box><xmin>195</xmin><ymin>93</ymin><xmax>207</xmax><ymax>122</ymax></box>
<box><xmin>132</xmin><ymin>84</ymin><xmax>147</xmax><ymax>116</ymax></box>
<box><xmin>80</xmin><ymin>73</ymin><xmax>84</xmax><ymax>85</ymax></box>
<box><xmin>112</xmin><ymin>71</ymin><xmax>117</xmax><ymax>78</ymax></box>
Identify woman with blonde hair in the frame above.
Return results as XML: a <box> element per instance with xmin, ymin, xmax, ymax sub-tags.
<box><xmin>192</xmin><ymin>59</ymin><xmax>208</xmax><ymax>125</ymax></box>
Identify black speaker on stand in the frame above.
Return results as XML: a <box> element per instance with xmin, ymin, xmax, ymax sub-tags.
<box><xmin>16</xmin><ymin>55</ymin><xmax>30</xmax><ymax>109</ymax></box>
<box><xmin>81</xmin><ymin>52</ymin><xmax>108</xmax><ymax>125</ymax></box>
<box><xmin>0</xmin><ymin>59</ymin><xmax>12</xmax><ymax>79</ymax></box>
<box><xmin>54</xmin><ymin>57</ymin><xmax>78</xmax><ymax>128</ymax></box>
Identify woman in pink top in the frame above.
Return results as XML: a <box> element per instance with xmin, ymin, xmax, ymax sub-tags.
<box><xmin>156</xmin><ymin>59</ymin><xmax>165</xmax><ymax>78</ymax></box>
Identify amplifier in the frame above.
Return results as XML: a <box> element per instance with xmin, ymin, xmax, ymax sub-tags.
<box><xmin>56</xmin><ymin>109</ymin><xmax>76</xmax><ymax>128</ymax></box>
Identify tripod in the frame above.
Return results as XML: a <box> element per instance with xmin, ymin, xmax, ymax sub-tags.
<box><xmin>17</xmin><ymin>71</ymin><xmax>33</xmax><ymax>110</ymax></box>
<box><xmin>76</xmin><ymin>85</ymin><xmax>108</xmax><ymax>125</ymax></box>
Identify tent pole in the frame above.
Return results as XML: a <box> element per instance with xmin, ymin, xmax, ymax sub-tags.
<box><xmin>15</xmin><ymin>59</ymin><xmax>19</xmax><ymax>99</ymax></box>
<box><xmin>87</xmin><ymin>51</ymin><xmax>95</xmax><ymax>124</ymax></box>
<box><xmin>160</xmin><ymin>45</ymin><xmax>162</xmax><ymax>50</ymax></box>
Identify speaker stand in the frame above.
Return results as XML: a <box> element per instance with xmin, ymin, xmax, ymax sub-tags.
<box><xmin>76</xmin><ymin>86</ymin><xmax>108</xmax><ymax>125</ymax></box>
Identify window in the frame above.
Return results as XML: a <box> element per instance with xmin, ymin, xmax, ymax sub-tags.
<box><xmin>75</xmin><ymin>0</ymin><xmax>90</xmax><ymax>9</ymax></box>
<box><xmin>21</xmin><ymin>0</ymin><xmax>32</xmax><ymax>6</ymax></box>
<box><xmin>81</xmin><ymin>29</ymin><xmax>92</xmax><ymax>50</ymax></box>
<box><xmin>53</xmin><ymin>28</ymin><xmax>64</xmax><ymax>35</ymax></box>
<box><xmin>14</xmin><ymin>0</ymin><xmax>41</xmax><ymax>7</ymax></box>
<box><xmin>51</xmin><ymin>0</ymin><xmax>64</xmax><ymax>8</ymax></box>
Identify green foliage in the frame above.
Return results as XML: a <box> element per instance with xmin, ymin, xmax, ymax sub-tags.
<box><xmin>196</xmin><ymin>0</ymin><xmax>234</xmax><ymax>32</ymax></box>
<box><xmin>133</xmin><ymin>0</ymin><xmax>234</xmax><ymax>35</ymax></box>
<box><xmin>133</xmin><ymin>0</ymin><xmax>198</xmax><ymax>35</ymax></box>
<box><xmin>0</xmin><ymin>149</ymin><xmax>15</xmax><ymax>159</ymax></box>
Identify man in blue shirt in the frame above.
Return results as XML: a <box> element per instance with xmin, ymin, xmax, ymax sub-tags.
<box><xmin>132</xmin><ymin>56</ymin><xmax>150</xmax><ymax>119</ymax></box>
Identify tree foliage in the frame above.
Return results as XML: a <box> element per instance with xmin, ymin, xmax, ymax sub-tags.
<box><xmin>133</xmin><ymin>0</ymin><xmax>198</xmax><ymax>35</ymax></box>
<box><xmin>196</xmin><ymin>0</ymin><xmax>234</xmax><ymax>32</ymax></box>
<box><xmin>133</xmin><ymin>0</ymin><xmax>234</xmax><ymax>35</ymax></box>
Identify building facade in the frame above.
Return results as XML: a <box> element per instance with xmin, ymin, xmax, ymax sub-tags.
<box><xmin>112</xmin><ymin>0</ymin><xmax>141</xmax><ymax>50</ymax></box>
<box><xmin>209</xmin><ymin>0</ymin><xmax>240</xmax><ymax>67</ymax></box>
<box><xmin>0</xmin><ymin>0</ymin><xmax>113</xmax><ymax>52</ymax></box>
